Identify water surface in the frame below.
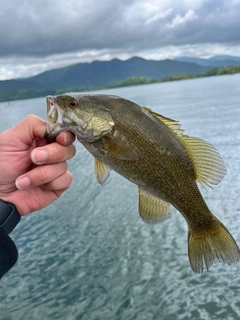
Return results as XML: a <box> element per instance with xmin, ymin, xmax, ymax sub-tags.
<box><xmin>1</xmin><ymin>75</ymin><xmax>240</xmax><ymax>319</ymax></box>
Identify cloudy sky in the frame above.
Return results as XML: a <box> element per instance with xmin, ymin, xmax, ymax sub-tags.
<box><xmin>1</xmin><ymin>0</ymin><xmax>240</xmax><ymax>80</ymax></box>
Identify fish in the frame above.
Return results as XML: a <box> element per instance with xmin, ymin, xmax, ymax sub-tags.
<box><xmin>46</xmin><ymin>93</ymin><xmax>240</xmax><ymax>273</ymax></box>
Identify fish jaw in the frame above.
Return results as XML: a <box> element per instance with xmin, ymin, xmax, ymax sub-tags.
<box><xmin>46</xmin><ymin>93</ymin><xmax>115</xmax><ymax>142</ymax></box>
<box><xmin>46</xmin><ymin>96</ymin><xmax>70</xmax><ymax>139</ymax></box>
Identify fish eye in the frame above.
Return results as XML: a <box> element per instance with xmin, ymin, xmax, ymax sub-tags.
<box><xmin>68</xmin><ymin>100</ymin><xmax>79</xmax><ymax>107</ymax></box>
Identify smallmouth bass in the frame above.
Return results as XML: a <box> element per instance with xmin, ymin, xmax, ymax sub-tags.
<box><xmin>46</xmin><ymin>93</ymin><xmax>240</xmax><ymax>273</ymax></box>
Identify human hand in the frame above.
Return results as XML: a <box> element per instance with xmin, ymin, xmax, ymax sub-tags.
<box><xmin>0</xmin><ymin>115</ymin><xmax>76</xmax><ymax>215</ymax></box>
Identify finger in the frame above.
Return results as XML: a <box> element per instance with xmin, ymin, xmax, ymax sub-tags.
<box><xmin>35</xmin><ymin>137</ymin><xmax>48</xmax><ymax>148</ymax></box>
<box><xmin>31</xmin><ymin>143</ymin><xmax>76</xmax><ymax>165</ymax></box>
<box><xmin>41</xmin><ymin>171</ymin><xmax>73</xmax><ymax>191</ymax></box>
<box><xmin>33</xmin><ymin>130</ymin><xmax>75</xmax><ymax>150</ymax></box>
<box><xmin>2</xmin><ymin>115</ymin><xmax>47</xmax><ymax>148</ymax></box>
<box><xmin>16</xmin><ymin>162</ymin><xmax>68</xmax><ymax>190</ymax></box>
<box><xmin>55</xmin><ymin>131</ymin><xmax>76</xmax><ymax>146</ymax></box>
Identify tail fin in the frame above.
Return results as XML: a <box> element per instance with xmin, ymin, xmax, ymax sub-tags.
<box><xmin>188</xmin><ymin>220</ymin><xmax>240</xmax><ymax>273</ymax></box>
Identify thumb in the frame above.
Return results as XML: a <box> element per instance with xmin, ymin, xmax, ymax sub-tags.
<box><xmin>2</xmin><ymin>115</ymin><xmax>47</xmax><ymax>148</ymax></box>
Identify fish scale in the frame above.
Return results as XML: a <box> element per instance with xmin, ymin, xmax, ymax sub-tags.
<box><xmin>46</xmin><ymin>93</ymin><xmax>240</xmax><ymax>273</ymax></box>
<box><xmin>104</xmin><ymin>101</ymin><xmax>194</xmax><ymax>207</ymax></box>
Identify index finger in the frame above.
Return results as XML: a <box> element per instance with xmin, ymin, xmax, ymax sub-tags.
<box><xmin>31</xmin><ymin>142</ymin><xmax>76</xmax><ymax>165</ymax></box>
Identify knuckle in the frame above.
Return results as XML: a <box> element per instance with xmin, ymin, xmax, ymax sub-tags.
<box><xmin>54</xmin><ymin>145</ymin><xmax>66</xmax><ymax>160</ymax></box>
<box><xmin>69</xmin><ymin>144</ymin><xmax>76</xmax><ymax>157</ymax></box>
<box><xmin>43</xmin><ymin>170</ymin><xmax>72</xmax><ymax>191</ymax></box>
<box><xmin>26</xmin><ymin>114</ymin><xmax>36</xmax><ymax>121</ymax></box>
<box><xmin>61</xmin><ymin>171</ymin><xmax>73</xmax><ymax>189</ymax></box>
<box><xmin>65</xmin><ymin>171</ymin><xmax>73</xmax><ymax>185</ymax></box>
<box><xmin>37</xmin><ymin>166</ymin><xmax>50</xmax><ymax>182</ymax></box>
<box><xmin>59</xmin><ymin>161</ymin><xmax>68</xmax><ymax>172</ymax></box>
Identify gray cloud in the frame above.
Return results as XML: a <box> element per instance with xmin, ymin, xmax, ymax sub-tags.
<box><xmin>1</xmin><ymin>0</ymin><xmax>240</xmax><ymax>79</ymax></box>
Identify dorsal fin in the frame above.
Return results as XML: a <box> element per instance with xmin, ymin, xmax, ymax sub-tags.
<box><xmin>143</xmin><ymin>107</ymin><xmax>184</xmax><ymax>135</ymax></box>
<box><xmin>143</xmin><ymin>106</ymin><xmax>226</xmax><ymax>187</ymax></box>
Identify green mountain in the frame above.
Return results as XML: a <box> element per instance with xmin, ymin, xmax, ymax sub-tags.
<box><xmin>173</xmin><ymin>55</ymin><xmax>240</xmax><ymax>67</ymax></box>
<box><xmin>0</xmin><ymin>57</ymin><xmax>213</xmax><ymax>102</ymax></box>
<box><xmin>29</xmin><ymin>57</ymin><xmax>212</xmax><ymax>88</ymax></box>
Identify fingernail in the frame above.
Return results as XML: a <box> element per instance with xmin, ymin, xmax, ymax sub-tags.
<box><xmin>16</xmin><ymin>177</ymin><xmax>31</xmax><ymax>190</ymax></box>
<box><xmin>64</xmin><ymin>132</ymin><xmax>75</xmax><ymax>144</ymax></box>
<box><xmin>32</xmin><ymin>149</ymin><xmax>48</xmax><ymax>164</ymax></box>
<box><xmin>64</xmin><ymin>132</ymin><xmax>71</xmax><ymax>144</ymax></box>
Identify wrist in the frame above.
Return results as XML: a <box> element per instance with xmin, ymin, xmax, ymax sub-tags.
<box><xmin>0</xmin><ymin>200</ymin><xmax>21</xmax><ymax>234</ymax></box>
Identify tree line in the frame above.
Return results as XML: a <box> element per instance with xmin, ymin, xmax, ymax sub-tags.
<box><xmin>108</xmin><ymin>65</ymin><xmax>240</xmax><ymax>88</ymax></box>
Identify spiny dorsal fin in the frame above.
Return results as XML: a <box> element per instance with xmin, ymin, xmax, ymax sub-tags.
<box><xmin>143</xmin><ymin>107</ymin><xmax>226</xmax><ymax>187</ymax></box>
<box><xmin>104</xmin><ymin>138</ymin><xmax>138</xmax><ymax>161</ymax></box>
<box><xmin>143</xmin><ymin>107</ymin><xmax>184</xmax><ymax>135</ymax></box>
<box><xmin>94</xmin><ymin>158</ymin><xmax>111</xmax><ymax>185</ymax></box>
<box><xmin>181</xmin><ymin>135</ymin><xmax>226</xmax><ymax>186</ymax></box>
<box><xmin>138</xmin><ymin>188</ymin><xmax>171</xmax><ymax>224</ymax></box>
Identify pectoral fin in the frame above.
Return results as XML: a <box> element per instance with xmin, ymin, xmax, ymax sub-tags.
<box><xmin>94</xmin><ymin>158</ymin><xmax>111</xmax><ymax>185</ymax></box>
<box><xmin>104</xmin><ymin>138</ymin><xmax>138</xmax><ymax>161</ymax></box>
<box><xmin>138</xmin><ymin>188</ymin><xmax>171</xmax><ymax>224</ymax></box>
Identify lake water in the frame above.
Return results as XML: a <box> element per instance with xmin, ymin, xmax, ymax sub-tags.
<box><xmin>0</xmin><ymin>75</ymin><xmax>240</xmax><ymax>320</ymax></box>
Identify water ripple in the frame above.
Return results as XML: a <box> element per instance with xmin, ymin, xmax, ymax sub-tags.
<box><xmin>1</xmin><ymin>75</ymin><xmax>240</xmax><ymax>319</ymax></box>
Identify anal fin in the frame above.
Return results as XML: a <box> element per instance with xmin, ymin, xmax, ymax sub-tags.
<box><xmin>138</xmin><ymin>188</ymin><xmax>171</xmax><ymax>224</ymax></box>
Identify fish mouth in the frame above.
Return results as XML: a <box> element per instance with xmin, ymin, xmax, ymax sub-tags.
<box><xmin>45</xmin><ymin>96</ymin><xmax>69</xmax><ymax>139</ymax></box>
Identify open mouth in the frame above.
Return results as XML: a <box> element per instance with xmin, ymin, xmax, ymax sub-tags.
<box><xmin>46</xmin><ymin>96</ymin><xmax>69</xmax><ymax>139</ymax></box>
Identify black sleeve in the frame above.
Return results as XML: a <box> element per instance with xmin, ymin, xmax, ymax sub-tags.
<box><xmin>0</xmin><ymin>200</ymin><xmax>21</xmax><ymax>279</ymax></box>
<box><xmin>0</xmin><ymin>230</ymin><xmax>18</xmax><ymax>279</ymax></box>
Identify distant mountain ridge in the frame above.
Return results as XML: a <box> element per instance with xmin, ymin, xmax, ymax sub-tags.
<box><xmin>0</xmin><ymin>55</ymin><xmax>240</xmax><ymax>102</ymax></box>
<box><xmin>173</xmin><ymin>55</ymin><xmax>240</xmax><ymax>67</ymax></box>
<box><xmin>0</xmin><ymin>57</ymin><xmax>212</xmax><ymax>92</ymax></box>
